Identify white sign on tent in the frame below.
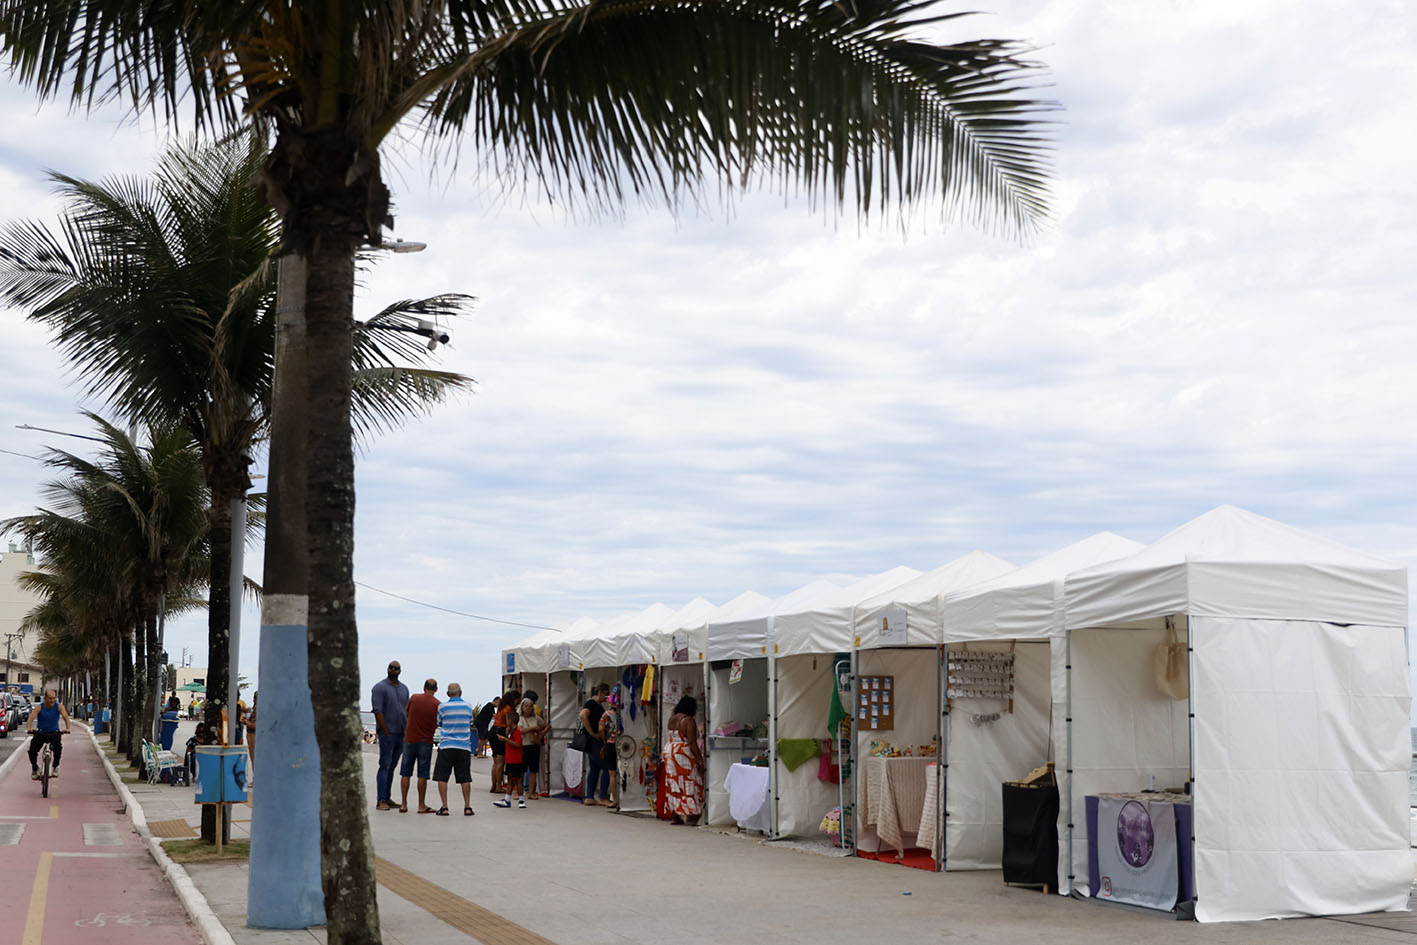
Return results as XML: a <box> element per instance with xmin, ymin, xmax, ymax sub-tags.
<box><xmin>877</xmin><ymin>608</ymin><xmax>909</xmax><ymax>645</ymax></box>
<box><xmin>557</xmin><ymin>644</ymin><xmax>571</xmax><ymax>669</ymax></box>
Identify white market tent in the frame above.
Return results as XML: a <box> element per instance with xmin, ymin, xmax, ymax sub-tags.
<box><xmin>932</xmin><ymin>533</ymin><xmax>1144</xmax><ymax>871</ymax></box>
<box><xmin>848</xmin><ymin>552</ymin><xmax>1016</xmax><ymax>861</ymax></box>
<box><xmin>700</xmin><ymin>579</ymin><xmax>843</xmax><ymax>828</ymax></box>
<box><xmin>1061</xmin><ymin>505</ymin><xmax>1410</xmax><ymax>922</ymax></box>
<box><xmin>769</xmin><ymin>566</ymin><xmax>924</xmax><ymax>841</ymax></box>
<box><xmin>653</xmin><ymin>590</ymin><xmax>773</xmax><ymax>821</ymax></box>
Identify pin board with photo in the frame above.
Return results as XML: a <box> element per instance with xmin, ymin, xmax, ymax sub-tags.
<box><xmin>855</xmin><ymin>674</ymin><xmax>894</xmax><ymax>731</ymax></box>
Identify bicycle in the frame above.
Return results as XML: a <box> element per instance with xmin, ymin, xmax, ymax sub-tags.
<box><xmin>28</xmin><ymin>730</ymin><xmax>68</xmax><ymax>798</ymax></box>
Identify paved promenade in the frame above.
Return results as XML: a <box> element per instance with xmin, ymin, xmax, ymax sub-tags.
<box><xmin>0</xmin><ymin>727</ymin><xmax>200</xmax><ymax>945</ymax></box>
<box><xmin>38</xmin><ymin>721</ymin><xmax>1417</xmax><ymax>945</ymax></box>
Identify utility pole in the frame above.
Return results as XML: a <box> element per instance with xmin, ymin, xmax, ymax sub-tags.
<box><xmin>4</xmin><ymin>631</ymin><xmax>23</xmax><ymax>694</ymax></box>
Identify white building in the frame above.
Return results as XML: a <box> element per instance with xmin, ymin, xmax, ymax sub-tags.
<box><xmin>0</xmin><ymin>543</ymin><xmax>50</xmax><ymax>694</ymax></box>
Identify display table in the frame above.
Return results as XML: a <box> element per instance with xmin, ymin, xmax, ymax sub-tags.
<box><xmin>723</xmin><ymin>763</ymin><xmax>771</xmax><ymax>833</ymax></box>
<box><xmin>1086</xmin><ymin>792</ymin><xmax>1193</xmax><ymax>912</ymax></box>
<box><xmin>861</xmin><ymin>756</ymin><xmax>932</xmax><ymax>854</ymax></box>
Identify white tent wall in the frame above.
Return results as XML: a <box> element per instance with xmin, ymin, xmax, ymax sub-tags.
<box><xmin>548</xmin><ymin>670</ymin><xmax>583</xmax><ymax>796</ymax></box>
<box><xmin>943</xmin><ymin>641</ymin><xmax>1052</xmax><ymax>870</ymax></box>
<box><xmin>1064</xmin><ymin>624</ymin><xmax>1191</xmax><ymax>897</ymax></box>
<box><xmin>772</xmin><ymin>652</ymin><xmax>843</xmax><ymax>840</ymax></box>
<box><xmin>1190</xmin><ymin>617</ymin><xmax>1410</xmax><ymax>921</ymax></box>
<box><xmin>853</xmin><ymin>647</ymin><xmax>940</xmax><ymax>856</ymax></box>
<box><xmin>706</xmin><ymin>658</ymin><xmax>768</xmax><ymax>827</ymax></box>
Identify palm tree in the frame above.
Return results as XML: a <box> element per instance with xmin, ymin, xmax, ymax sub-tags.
<box><xmin>0</xmin><ymin>131</ymin><xmax>472</xmax><ymax>839</ymax></box>
<box><xmin>0</xmin><ymin>6</ymin><xmax>1054</xmax><ymax>940</ymax></box>
<box><xmin>3</xmin><ymin>415</ymin><xmax>210</xmax><ymax>765</ymax></box>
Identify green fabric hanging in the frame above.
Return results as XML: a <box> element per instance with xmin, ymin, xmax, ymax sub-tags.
<box><xmin>826</xmin><ymin>682</ymin><xmax>847</xmax><ymax>738</ymax></box>
<box><xmin>777</xmin><ymin>738</ymin><xmax>822</xmax><ymax>771</ymax></box>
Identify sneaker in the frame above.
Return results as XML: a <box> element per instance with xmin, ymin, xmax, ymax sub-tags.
<box><xmin>31</xmin><ymin>771</ymin><xmax>39</xmax><ymax>780</ymax></box>
<box><xmin>517</xmin><ymin>799</ymin><xmax>526</xmax><ymax>809</ymax></box>
<box><xmin>493</xmin><ymin>798</ymin><xmax>511</xmax><ymax>808</ymax></box>
<box><xmin>50</xmin><ymin>768</ymin><xmax>58</xmax><ymax>779</ymax></box>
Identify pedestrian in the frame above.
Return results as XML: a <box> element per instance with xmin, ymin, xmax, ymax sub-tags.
<box><xmin>245</xmin><ymin>692</ymin><xmax>258</xmax><ymax>767</ymax></box>
<box><xmin>495</xmin><ymin>702</ymin><xmax>526</xmax><ymax>809</ymax></box>
<box><xmin>400</xmin><ymin>678</ymin><xmax>440</xmax><ymax>814</ymax></box>
<box><xmin>578</xmin><ymin>683</ymin><xmax>612</xmax><ymax>806</ymax></box>
<box><xmin>234</xmin><ymin>693</ymin><xmax>248</xmax><ymax>745</ymax></box>
<box><xmin>489</xmin><ymin>689</ymin><xmax>520</xmax><ymax>793</ymax></box>
<box><xmin>160</xmin><ymin>697</ymin><xmax>181</xmax><ymax>751</ymax></box>
<box><xmin>370</xmin><ymin>659</ymin><xmax>409</xmax><ymax>811</ymax></box>
<box><xmin>518</xmin><ymin>696</ymin><xmax>549</xmax><ymax>798</ymax></box>
<box><xmin>599</xmin><ymin>700</ymin><xmax>621</xmax><ymax>810</ymax></box>
<box><xmin>474</xmin><ymin>696</ymin><xmax>499</xmax><ymax>759</ymax></box>
<box><xmin>432</xmin><ymin>682</ymin><xmax>475</xmax><ymax>816</ymax></box>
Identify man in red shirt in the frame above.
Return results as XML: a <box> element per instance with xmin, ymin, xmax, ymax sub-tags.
<box><xmin>399</xmin><ymin>678</ymin><xmax>441</xmax><ymax>814</ymax></box>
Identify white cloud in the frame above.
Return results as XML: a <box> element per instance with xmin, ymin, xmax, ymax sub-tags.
<box><xmin>0</xmin><ymin>0</ymin><xmax>1414</xmax><ymax>710</ymax></box>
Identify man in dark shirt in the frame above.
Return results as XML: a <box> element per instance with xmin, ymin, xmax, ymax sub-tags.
<box><xmin>474</xmin><ymin>697</ymin><xmax>499</xmax><ymax>758</ymax></box>
<box><xmin>399</xmin><ymin>678</ymin><xmax>441</xmax><ymax>813</ymax></box>
<box><xmin>370</xmin><ymin>660</ymin><xmax>409</xmax><ymax>810</ymax></box>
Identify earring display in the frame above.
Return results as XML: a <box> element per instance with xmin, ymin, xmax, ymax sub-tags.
<box><xmin>947</xmin><ymin>648</ymin><xmax>1015</xmax><ymax>712</ymax></box>
<box><xmin>856</xmin><ymin>675</ymin><xmax>895</xmax><ymax>730</ymax></box>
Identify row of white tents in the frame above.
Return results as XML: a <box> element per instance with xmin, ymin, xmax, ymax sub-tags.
<box><xmin>501</xmin><ymin>506</ymin><xmax>1411</xmax><ymax>923</ymax></box>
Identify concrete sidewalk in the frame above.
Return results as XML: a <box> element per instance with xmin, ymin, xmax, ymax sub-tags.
<box><xmin>108</xmin><ymin>726</ymin><xmax>1417</xmax><ymax>945</ymax></box>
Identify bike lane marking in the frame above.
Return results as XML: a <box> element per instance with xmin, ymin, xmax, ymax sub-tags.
<box><xmin>0</xmin><ymin>736</ymin><xmax>201</xmax><ymax>945</ymax></box>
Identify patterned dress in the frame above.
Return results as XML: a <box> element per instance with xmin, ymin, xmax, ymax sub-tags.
<box><xmin>663</xmin><ymin>725</ymin><xmax>704</xmax><ymax>818</ymax></box>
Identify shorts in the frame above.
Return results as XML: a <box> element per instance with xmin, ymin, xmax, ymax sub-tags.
<box><xmin>399</xmin><ymin>740</ymin><xmax>433</xmax><ymax>778</ymax></box>
<box><xmin>489</xmin><ymin>726</ymin><xmax>506</xmax><ymax>757</ymax></box>
<box><xmin>504</xmin><ymin>761</ymin><xmax>525</xmax><ymax>779</ymax></box>
<box><xmin>521</xmin><ymin>744</ymin><xmax>541</xmax><ymax>773</ymax></box>
<box><xmin>433</xmin><ymin>747</ymin><xmax>472</xmax><ymax>784</ymax></box>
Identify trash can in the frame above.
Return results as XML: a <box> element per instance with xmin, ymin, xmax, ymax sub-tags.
<box><xmin>96</xmin><ymin>707</ymin><xmax>111</xmax><ymax>735</ymax></box>
<box><xmin>194</xmin><ymin>745</ymin><xmax>250</xmax><ymax>804</ymax></box>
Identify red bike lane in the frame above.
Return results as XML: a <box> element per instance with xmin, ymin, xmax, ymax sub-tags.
<box><xmin>0</xmin><ymin>732</ymin><xmax>200</xmax><ymax>945</ymax></box>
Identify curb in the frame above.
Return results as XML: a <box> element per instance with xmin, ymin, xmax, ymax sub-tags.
<box><xmin>86</xmin><ymin>724</ymin><xmax>238</xmax><ymax>945</ymax></box>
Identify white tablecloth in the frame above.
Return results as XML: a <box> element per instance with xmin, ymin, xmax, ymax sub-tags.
<box><xmin>862</xmin><ymin>756</ymin><xmax>932</xmax><ymax>853</ymax></box>
<box><xmin>724</xmin><ymin>763</ymin><xmax>771</xmax><ymax>832</ymax></box>
<box><xmin>916</xmin><ymin>762</ymin><xmax>941</xmax><ymax>855</ymax></box>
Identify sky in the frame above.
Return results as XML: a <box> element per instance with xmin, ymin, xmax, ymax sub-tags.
<box><xmin>0</xmin><ymin>0</ymin><xmax>1414</xmax><ymax>712</ymax></box>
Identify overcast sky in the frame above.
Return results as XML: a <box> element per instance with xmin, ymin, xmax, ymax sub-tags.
<box><xmin>0</xmin><ymin>0</ymin><xmax>1413</xmax><ymax>711</ymax></box>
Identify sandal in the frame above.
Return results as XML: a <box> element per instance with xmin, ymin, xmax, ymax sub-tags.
<box><xmin>434</xmin><ymin>807</ymin><xmax>450</xmax><ymax>816</ymax></box>
<box><xmin>398</xmin><ymin>804</ymin><xmax>408</xmax><ymax>813</ymax></box>
<box><xmin>464</xmin><ymin>807</ymin><xmax>475</xmax><ymax>816</ymax></box>
<box><xmin>417</xmin><ymin>807</ymin><xmax>436</xmax><ymax>814</ymax></box>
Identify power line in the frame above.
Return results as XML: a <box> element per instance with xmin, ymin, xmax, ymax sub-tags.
<box><xmin>353</xmin><ymin>581</ymin><xmax>559</xmax><ymax>632</ymax></box>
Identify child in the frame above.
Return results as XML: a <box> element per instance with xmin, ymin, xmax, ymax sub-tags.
<box><xmin>494</xmin><ymin>706</ymin><xmax>526</xmax><ymax>809</ymax></box>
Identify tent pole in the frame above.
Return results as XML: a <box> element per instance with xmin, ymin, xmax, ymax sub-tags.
<box><xmin>1064</xmin><ymin>627</ymin><xmax>1074</xmax><ymax>895</ymax></box>
<box><xmin>768</xmin><ymin>647</ymin><xmax>779</xmax><ymax>839</ymax></box>
<box><xmin>937</xmin><ymin>642</ymin><xmax>947</xmax><ymax>871</ymax></box>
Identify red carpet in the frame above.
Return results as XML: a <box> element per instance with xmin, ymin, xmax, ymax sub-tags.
<box><xmin>856</xmin><ymin>848</ymin><xmax>937</xmax><ymax>871</ymax></box>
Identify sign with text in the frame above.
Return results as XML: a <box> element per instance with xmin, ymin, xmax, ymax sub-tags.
<box><xmin>877</xmin><ymin>608</ymin><xmax>909</xmax><ymax>646</ymax></box>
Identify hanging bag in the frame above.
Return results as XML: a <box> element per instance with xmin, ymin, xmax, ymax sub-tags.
<box><xmin>570</xmin><ymin>727</ymin><xmax>590</xmax><ymax>753</ymax></box>
<box><xmin>1152</xmin><ymin>621</ymin><xmax>1189</xmax><ymax>701</ymax></box>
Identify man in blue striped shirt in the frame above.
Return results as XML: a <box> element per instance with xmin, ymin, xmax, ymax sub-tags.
<box><xmin>433</xmin><ymin>682</ymin><xmax>476</xmax><ymax>816</ymax></box>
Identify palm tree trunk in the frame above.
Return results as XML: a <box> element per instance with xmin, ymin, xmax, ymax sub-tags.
<box><xmin>116</xmin><ymin>636</ymin><xmax>132</xmax><ymax>755</ymax></box>
<box><xmin>203</xmin><ymin>485</ymin><xmax>235</xmax><ymax>844</ymax></box>
<box><xmin>305</xmin><ymin>235</ymin><xmax>381</xmax><ymax>945</ymax></box>
<box><xmin>130</xmin><ymin>622</ymin><xmax>146</xmax><ymax>768</ymax></box>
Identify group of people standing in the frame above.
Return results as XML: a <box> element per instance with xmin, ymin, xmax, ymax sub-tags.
<box><xmin>369</xmin><ymin>661</ymin><xmax>707</xmax><ymax>825</ymax></box>
<box><xmin>370</xmin><ymin>661</ymin><xmax>479</xmax><ymax>816</ymax></box>
<box><xmin>482</xmin><ymin>688</ymin><xmax>549</xmax><ymax>809</ymax></box>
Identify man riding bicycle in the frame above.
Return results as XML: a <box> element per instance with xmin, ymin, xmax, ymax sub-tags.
<box><xmin>26</xmin><ymin>689</ymin><xmax>72</xmax><ymax>780</ymax></box>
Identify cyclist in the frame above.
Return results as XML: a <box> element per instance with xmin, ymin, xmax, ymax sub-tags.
<box><xmin>26</xmin><ymin>689</ymin><xmax>72</xmax><ymax>780</ymax></box>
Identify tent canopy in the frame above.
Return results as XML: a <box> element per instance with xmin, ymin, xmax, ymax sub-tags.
<box><xmin>771</xmin><ymin>565</ymin><xmax>922</xmax><ymax>657</ymax></box>
<box><xmin>939</xmin><ymin>532</ymin><xmax>1143</xmax><ymax>641</ymax></box>
<box><xmin>574</xmin><ymin>603</ymin><xmax>675</xmax><ymax>669</ymax></box>
<box><xmin>1064</xmin><ymin>505</ymin><xmax>1408</xmax><ymax>629</ymax></box>
<box><xmin>705</xmin><ymin>579</ymin><xmax>842</xmax><ymax>662</ymax></box>
<box><xmin>852</xmin><ymin>551</ymin><xmax>1015</xmax><ymax>648</ymax></box>
<box><xmin>655</xmin><ymin>589</ymin><xmax>771</xmax><ymax>665</ymax></box>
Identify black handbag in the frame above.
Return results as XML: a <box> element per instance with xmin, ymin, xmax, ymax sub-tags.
<box><xmin>570</xmin><ymin>728</ymin><xmax>590</xmax><ymax>752</ymax></box>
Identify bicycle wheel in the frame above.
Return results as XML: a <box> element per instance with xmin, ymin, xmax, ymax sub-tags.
<box><xmin>40</xmin><ymin>752</ymin><xmax>49</xmax><ymax>797</ymax></box>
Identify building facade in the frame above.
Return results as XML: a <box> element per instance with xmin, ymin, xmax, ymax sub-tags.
<box><xmin>0</xmin><ymin>543</ymin><xmax>50</xmax><ymax>694</ymax></box>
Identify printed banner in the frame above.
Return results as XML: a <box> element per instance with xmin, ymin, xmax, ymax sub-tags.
<box><xmin>1095</xmin><ymin>795</ymin><xmax>1178</xmax><ymax>911</ymax></box>
<box><xmin>671</xmin><ymin>632</ymin><xmax>689</xmax><ymax>662</ymax></box>
<box><xmin>505</xmin><ymin>652</ymin><xmax>516</xmax><ymax>675</ymax></box>
<box><xmin>557</xmin><ymin>643</ymin><xmax>571</xmax><ymax>669</ymax></box>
